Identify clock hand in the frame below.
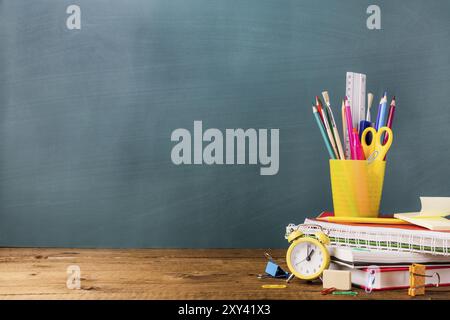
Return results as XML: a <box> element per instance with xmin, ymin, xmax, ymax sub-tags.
<box><xmin>306</xmin><ymin>249</ymin><xmax>315</xmax><ymax>261</ymax></box>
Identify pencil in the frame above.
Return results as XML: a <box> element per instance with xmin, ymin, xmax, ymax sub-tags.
<box><xmin>317</xmin><ymin>216</ymin><xmax>410</xmax><ymax>225</ymax></box>
<box><xmin>313</xmin><ymin>106</ymin><xmax>336</xmax><ymax>159</ymax></box>
<box><xmin>383</xmin><ymin>96</ymin><xmax>396</xmax><ymax>145</ymax></box>
<box><xmin>317</xmin><ymin>96</ymin><xmax>338</xmax><ymax>159</ymax></box>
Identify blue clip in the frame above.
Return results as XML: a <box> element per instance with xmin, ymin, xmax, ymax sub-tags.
<box><xmin>261</xmin><ymin>253</ymin><xmax>290</xmax><ymax>279</ymax></box>
<box><xmin>265</xmin><ymin>261</ymin><xmax>289</xmax><ymax>278</ymax></box>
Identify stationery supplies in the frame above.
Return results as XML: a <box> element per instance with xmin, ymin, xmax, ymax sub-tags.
<box><xmin>312</xmin><ymin>106</ymin><xmax>336</xmax><ymax>159</ymax></box>
<box><xmin>263</xmin><ymin>261</ymin><xmax>290</xmax><ymax>279</ymax></box>
<box><xmin>345</xmin><ymin>72</ymin><xmax>366</xmax><ymax>128</ymax></box>
<box><xmin>321</xmin><ymin>287</ymin><xmax>336</xmax><ymax>295</ymax></box>
<box><xmin>322</xmin><ymin>270</ymin><xmax>352</xmax><ymax>290</ymax></box>
<box><xmin>317</xmin><ymin>216</ymin><xmax>408</xmax><ymax>225</ymax></box>
<box><xmin>366</xmin><ymin>93</ymin><xmax>374</xmax><ymax>122</ymax></box>
<box><xmin>329</xmin><ymin>247</ymin><xmax>450</xmax><ymax>269</ymax></box>
<box><xmin>408</xmin><ymin>264</ymin><xmax>440</xmax><ymax>297</ymax></box>
<box><xmin>344</xmin><ymin>98</ymin><xmax>355</xmax><ymax>159</ymax></box>
<box><xmin>261</xmin><ymin>284</ymin><xmax>287</xmax><ymax>289</ymax></box>
<box><xmin>358</xmin><ymin>92</ymin><xmax>375</xmax><ymax>143</ymax></box>
<box><xmin>259</xmin><ymin>252</ymin><xmax>290</xmax><ymax>279</ymax></box>
<box><xmin>361</xmin><ymin>127</ymin><xmax>393</xmax><ymax>161</ymax></box>
<box><xmin>317</xmin><ymin>96</ymin><xmax>339</xmax><ymax>159</ymax></box>
<box><xmin>332</xmin><ymin>291</ymin><xmax>358</xmax><ymax>296</ymax></box>
<box><xmin>375</xmin><ymin>92</ymin><xmax>388</xmax><ymax>130</ymax></box>
<box><xmin>342</xmin><ymin>100</ymin><xmax>350</xmax><ymax>159</ymax></box>
<box><xmin>394</xmin><ymin>197</ymin><xmax>450</xmax><ymax>231</ymax></box>
<box><xmin>331</xmin><ymin>263</ymin><xmax>447</xmax><ymax>291</ymax></box>
<box><xmin>287</xmin><ymin>214</ymin><xmax>450</xmax><ymax>255</ymax></box>
<box><xmin>383</xmin><ymin>96</ymin><xmax>396</xmax><ymax>145</ymax></box>
<box><xmin>351</xmin><ymin>128</ymin><xmax>365</xmax><ymax>160</ymax></box>
<box><xmin>358</xmin><ymin>120</ymin><xmax>372</xmax><ymax>142</ymax></box>
<box><xmin>322</xmin><ymin>91</ymin><xmax>345</xmax><ymax>160</ymax></box>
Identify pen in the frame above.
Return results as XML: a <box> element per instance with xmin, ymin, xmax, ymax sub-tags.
<box><xmin>344</xmin><ymin>97</ymin><xmax>355</xmax><ymax>159</ymax></box>
<box><xmin>312</xmin><ymin>106</ymin><xmax>336</xmax><ymax>159</ymax></box>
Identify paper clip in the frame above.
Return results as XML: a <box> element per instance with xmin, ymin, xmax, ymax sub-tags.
<box><xmin>365</xmin><ymin>266</ymin><xmax>379</xmax><ymax>294</ymax></box>
<box><xmin>258</xmin><ymin>252</ymin><xmax>290</xmax><ymax>280</ymax></box>
<box><xmin>408</xmin><ymin>264</ymin><xmax>441</xmax><ymax>297</ymax></box>
<box><xmin>367</xmin><ymin>151</ymin><xmax>379</xmax><ymax>164</ymax></box>
<box><xmin>321</xmin><ymin>287</ymin><xmax>336</xmax><ymax>295</ymax></box>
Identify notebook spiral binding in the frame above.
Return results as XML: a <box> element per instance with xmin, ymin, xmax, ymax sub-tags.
<box><xmin>285</xmin><ymin>223</ymin><xmax>450</xmax><ymax>256</ymax></box>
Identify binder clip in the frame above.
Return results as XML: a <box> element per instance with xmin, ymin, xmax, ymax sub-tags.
<box><xmin>408</xmin><ymin>264</ymin><xmax>441</xmax><ymax>297</ymax></box>
<box><xmin>257</xmin><ymin>253</ymin><xmax>290</xmax><ymax>279</ymax></box>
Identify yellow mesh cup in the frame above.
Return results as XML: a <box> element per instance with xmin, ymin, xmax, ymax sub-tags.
<box><xmin>329</xmin><ymin>160</ymin><xmax>386</xmax><ymax>217</ymax></box>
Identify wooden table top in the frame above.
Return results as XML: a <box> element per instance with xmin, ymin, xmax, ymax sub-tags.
<box><xmin>0</xmin><ymin>248</ymin><xmax>449</xmax><ymax>300</ymax></box>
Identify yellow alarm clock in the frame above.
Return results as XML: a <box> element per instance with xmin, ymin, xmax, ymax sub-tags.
<box><xmin>286</xmin><ymin>226</ymin><xmax>330</xmax><ymax>281</ymax></box>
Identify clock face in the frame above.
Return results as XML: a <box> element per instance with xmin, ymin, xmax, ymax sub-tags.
<box><xmin>288</xmin><ymin>240</ymin><xmax>327</xmax><ymax>279</ymax></box>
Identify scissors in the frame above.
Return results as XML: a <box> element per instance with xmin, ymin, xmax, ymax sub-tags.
<box><xmin>361</xmin><ymin>127</ymin><xmax>393</xmax><ymax>161</ymax></box>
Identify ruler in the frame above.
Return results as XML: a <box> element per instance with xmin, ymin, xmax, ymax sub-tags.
<box><xmin>346</xmin><ymin>72</ymin><xmax>366</xmax><ymax>128</ymax></box>
<box><xmin>345</xmin><ymin>72</ymin><xmax>366</xmax><ymax>158</ymax></box>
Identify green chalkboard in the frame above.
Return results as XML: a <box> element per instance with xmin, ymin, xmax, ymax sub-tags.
<box><xmin>0</xmin><ymin>0</ymin><xmax>449</xmax><ymax>247</ymax></box>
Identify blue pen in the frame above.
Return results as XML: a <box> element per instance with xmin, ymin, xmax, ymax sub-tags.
<box><xmin>375</xmin><ymin>92</ymin><xmax>388</xmax><ymax>130</ymax></box>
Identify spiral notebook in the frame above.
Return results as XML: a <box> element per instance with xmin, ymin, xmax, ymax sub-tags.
<box><xmin>288</xmin><ymin>212</ymin><xmax>450</xmax><ymax>256</ymax></box>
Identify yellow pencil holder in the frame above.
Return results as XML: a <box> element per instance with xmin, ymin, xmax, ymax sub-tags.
<box><xmin>329</xmin><ymin>160</ymin><xmax>386</xmax><ymax>218</ymax></box>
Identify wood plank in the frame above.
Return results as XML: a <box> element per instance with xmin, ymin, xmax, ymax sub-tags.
<box><xmin>0</xmin><ymin>248</ymin><xmax>449</xmax><ymax>300</ymax></box>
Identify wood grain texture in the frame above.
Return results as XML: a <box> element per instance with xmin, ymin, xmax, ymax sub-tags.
<box><xmin>1</xmin><ymin>248</ymin><xmax>449</xmax><ymax>300</ymax></box>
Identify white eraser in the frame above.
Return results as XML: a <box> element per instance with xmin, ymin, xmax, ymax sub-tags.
<box><xmin>322</xmin><ymin>269</ymin><xmax>352</xmax><ymax>290</ymax></box>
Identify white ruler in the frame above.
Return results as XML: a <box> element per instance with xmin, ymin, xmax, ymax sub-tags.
<box><xmin>346</xmin><ymin>72</ymin><xmax>366</xmax><ymax>129</ymax></box>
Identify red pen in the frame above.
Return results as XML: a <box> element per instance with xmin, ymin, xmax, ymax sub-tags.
<box><xmin>383</xmin><ymin>97</ymin><xmax>396</xmax><ymax>145</ymax></box>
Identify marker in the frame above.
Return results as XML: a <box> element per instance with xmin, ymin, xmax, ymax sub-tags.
<box><xmin>351</xmin><ymin>128</ymin><xmax>365</xmax><ymax>160</ymax></box>
<box><xmin>344</xmin><ymin>97</ymin><xmax>355</xmax><ymax>159</ymax></box>
<box><xmin>312</xmin><ymin>106</ymin><xmax>336</xmax><ymax>159</ymax></box>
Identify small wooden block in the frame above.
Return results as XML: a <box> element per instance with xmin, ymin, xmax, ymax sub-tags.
<box><xmin>323</xmin><ymin>270</ymin><xmax>352</xmax><ymax>291</ymax></box>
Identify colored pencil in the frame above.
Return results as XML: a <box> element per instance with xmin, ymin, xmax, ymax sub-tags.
<box><xmin>317</xmin><ymin>96</ymin><xmax>339</xmax><ymax>159</ymax></box>
<box><xmin>312</xmin><ymin>106</ymin><xmax>336</xmax><ymax>159</ymax></box>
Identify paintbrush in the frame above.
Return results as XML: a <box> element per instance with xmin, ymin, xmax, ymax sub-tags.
<box><xmin>322</xmin><ymin>91</ymin><xmax>344</xmax><ymax>160</ymax></box>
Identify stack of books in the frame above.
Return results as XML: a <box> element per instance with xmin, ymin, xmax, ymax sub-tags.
<box><xmin>293</xmin><ymin>212</ymin><xmax>450</xmax><ymax>291</ymax></box>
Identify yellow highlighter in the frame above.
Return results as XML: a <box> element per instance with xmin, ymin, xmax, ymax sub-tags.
<box><xmin>317</xmin><ymin>216</ymin><xmax>410</xmax><ymax>225</ymax></box>
<box><xmin>361</xmin><ymin>127</ymin><xmax>393</xmax><ymax>161</ymax></box>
